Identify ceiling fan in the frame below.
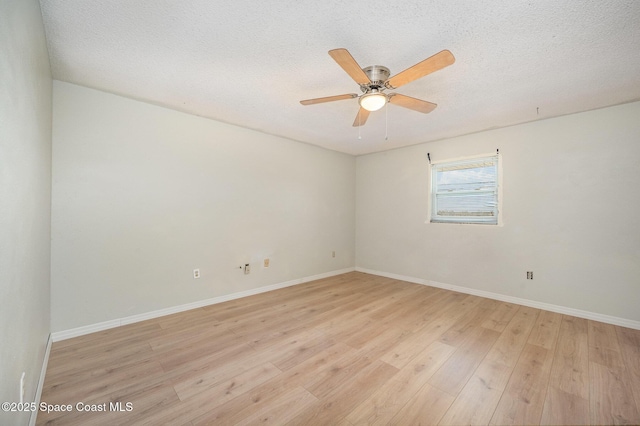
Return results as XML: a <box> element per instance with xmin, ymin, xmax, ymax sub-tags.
<box><xmin>300</xmin><ymin>48</ymin><xmax>455</xmax><ymax>126</ymax></box>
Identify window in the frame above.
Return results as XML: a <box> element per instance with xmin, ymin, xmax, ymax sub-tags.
<box><xmin>430</xmin><ymin>154</ymin><xmax>499</xmax><ymax>224</ymax></box>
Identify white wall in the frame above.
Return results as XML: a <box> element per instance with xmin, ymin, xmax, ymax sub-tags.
<box><xmin>51</xmin><ymin>81</ymin><xmax>355</xmax><ymax>332</ymax></box>
<box><xmin>0</xmin><ymin>0</ymin><xmax>52</xmax><ymax>423</ymax></box>
<box><xmin>356</xmin><ymin>101</ymin><xmax>640</xmax><ymax>324</ymax></box>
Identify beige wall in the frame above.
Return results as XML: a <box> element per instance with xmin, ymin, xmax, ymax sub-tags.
<box><xmin>51</xmin><ymin>82</ymin><xmax>640</xmax><ymax>332</ymax></box>
<box><xmin>0</xmin><ymin>0</ymin><xmax>52</xmax><ymax>423</ymax></box>
<box><xmin>356</xmin><ymin>101</ymin><xmax>640</xmax><ymax>323</ymax></box>
<box><xmin>51</xmin><ymin>81</ymin><xmax>356</xmax><ymax>332</ymax></box>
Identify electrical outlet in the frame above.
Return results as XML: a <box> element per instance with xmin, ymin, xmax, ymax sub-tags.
<box><xmin>244</xmin><ymin>264</ymin><xmax>250</xmax><ymax>274</ymax></box>
<box><xmin>20</xmin><ymin>372</ymin><xmax>25</xmax><ymax>404</ymax></box>
<box><xmin>526</xmin><ymin>271</ymin><xmax>533</xmax><ymax>280</ymax></box>
<box><xmin>263</xmin><ymin>258</ymin><xmax>270</xmax><ymax>268</ymax></box>
<box><xmin>193</xmin><ymin>269</ymin><xmax>200</xmax><ymax>279</ymax></box>
<box><xmin>332</xmin><ymin>251</ymin><xmax>336</xmax><ymax>258</ymax></box>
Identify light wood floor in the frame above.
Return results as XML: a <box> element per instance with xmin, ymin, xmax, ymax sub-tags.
<box><xmin>38</xmin><ymin>272</ymin><xmax>640</xmax><ymax>425</ymax></box>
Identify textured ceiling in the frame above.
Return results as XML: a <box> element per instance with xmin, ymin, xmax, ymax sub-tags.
<box><xmin>39</xmin><ymin>0</ymin><xmax>640</xmax><ymax>155</ymax></box>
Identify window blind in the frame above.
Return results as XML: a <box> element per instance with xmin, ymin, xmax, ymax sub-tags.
<box><xmin>431</xmin><ymin>155</ymin><xmax>499</xmax><ymax>224</ymax></box>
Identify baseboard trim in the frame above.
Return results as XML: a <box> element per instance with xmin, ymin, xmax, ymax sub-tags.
<box><xmin>29</xmin><ymin>334</ymin><xmax>52</xmax><ymax>426</ymax></box>
<box><xmin>51</xmin><ymin>267</ymin><xmax>356</xmax><ymax>342</ymax></box>
<box><xmin>355</xmin><ymin>267</ymin><xmax>640</xmax><ymax>330</ymax></box>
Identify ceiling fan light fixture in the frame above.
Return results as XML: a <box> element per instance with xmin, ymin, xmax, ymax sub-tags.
<box><xmin>359</xmin><ymin>92</ymin><xmax>387</xmax><ymax>112</ymax></box>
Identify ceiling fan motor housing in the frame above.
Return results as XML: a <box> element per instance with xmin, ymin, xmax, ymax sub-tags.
<box><xmin>361</xmin><ymin>65</ymin><xmax>390</xmax><ymax>92</ymax></box>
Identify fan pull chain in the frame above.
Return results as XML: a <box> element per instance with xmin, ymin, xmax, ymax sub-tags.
<box><xmin>385</xmin><ymin>99</ymin><xmax>388</xmax><ymax>141</ymax></box>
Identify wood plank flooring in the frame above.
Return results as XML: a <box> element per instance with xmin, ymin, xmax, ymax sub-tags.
<box><xmin>37</xmin><ymin>272</ymin><xmax>640</xmax><ymax>425</ymax></box>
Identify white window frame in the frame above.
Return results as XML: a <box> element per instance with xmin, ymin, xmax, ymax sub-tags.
<box><xmin>427</xmin><ymin>153</ymin><xmax>502</xmax><ymax>225</ymax></box>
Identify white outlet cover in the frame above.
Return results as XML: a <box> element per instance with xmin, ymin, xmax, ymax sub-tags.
<box><xmin>20</xmin><ymin>372</ymin><xmax>25</xmax><ymax>404</ymax></box>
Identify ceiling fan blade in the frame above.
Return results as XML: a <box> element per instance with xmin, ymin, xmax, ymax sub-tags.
<box><xmin>385</xmin><ymin>50</ymin><xmax>455</xmax><ymax>89</ymax></box>
<box><xmin>300</xmin><ymin>93</ymin><xmax>358</xmax><ymax>105</ymax></box>
<box><xmin>389</xmin><ymin>93</ymin><xmax>437</xmax><ymax>113</ymax></box>
<box><xmin>352</xmin><ymin>107</ymin><xmax>370</xmax><ymax>127</ymax></box>
<box><xmin>329</xmin><ymin>48</ymin><xmax>371</xmax><ymax>85</ymax></box>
